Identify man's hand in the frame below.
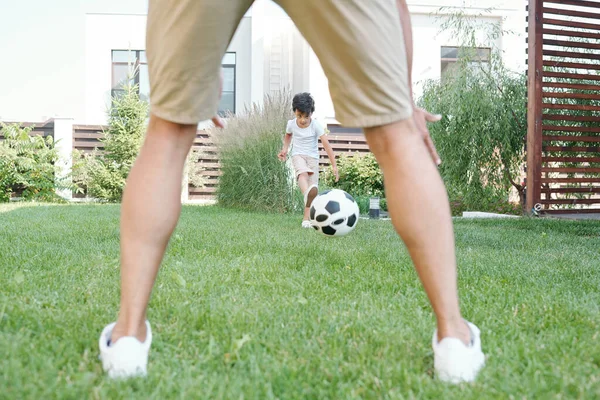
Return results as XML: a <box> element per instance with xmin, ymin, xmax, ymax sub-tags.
<box><xmin>211</xmin><ymin>71</ymin><xmax>226</xmax><ymax>129</ymax></box>
<box><xmin>211</xmin><ymin>115</ymin><xmax>225</xmax><ymax>129</ymax></box>
<box><xmin>413</xmin><ymin>107</ymin><xmax>442</xmax><ymax>166</ymax></box>
<box><xmin>277</xmin><ymin>149</ymin><xmax>287</xmax><ymax>161</ymax></box>
<box><xmin>332</xmin><ymin>165</ymin><xmax>339</xmax><ymax>182</ymax></box>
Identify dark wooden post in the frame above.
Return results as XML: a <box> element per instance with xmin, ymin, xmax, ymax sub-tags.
<box><xmin>526</xmin><ymin>0</ymin><xmax>543</xmax><ymax>214</ymax></box>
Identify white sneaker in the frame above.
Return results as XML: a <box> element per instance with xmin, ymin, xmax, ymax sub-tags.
<box><xmin>432</xmin><ymin>321</ymin><xmax>485</xmax><ymax>383</ymax></box>
<box><xmin>304</xmin><ymin>184</ymin><xmax>318</xmax><ymax>208</ymax></box>
<box><xmin>99</xmin><ymin>321</ymin><xmax>152</xmax><ymax>379</ymax></box>
<box><xmin>301</xmin><ymin>220</ymin><xmax>312</xmax><ymax>228</ymax></box>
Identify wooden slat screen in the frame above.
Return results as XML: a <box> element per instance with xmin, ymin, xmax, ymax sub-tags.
<box><xmin>527</xmin><ymin>0</ymin><xmax>600</xmax><ymax>214</ymax></box>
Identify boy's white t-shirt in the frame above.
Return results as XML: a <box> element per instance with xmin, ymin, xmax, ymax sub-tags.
<box><xmin>286</xmin><ymin>118</ymin><xmax>325</xmax><ymax>159</ymax></box>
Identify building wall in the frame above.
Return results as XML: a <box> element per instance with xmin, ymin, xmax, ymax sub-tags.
<box><xmin>0</xmin><ymin>0</ymin><xmax>524</xmax><ymax>125</ymax></box>
<box><xmin>84</xmin><ymin>14</ymin><xmax>145</xmax><ymax>125</ymax></box>
<box><xmin>0</xmin><ymin>0</ymin><xmax>152</xmax><ymax>124</ymax></box>
<box><xmin>84</xmin><ymin>13</ymin><xmax>253</xmax><ymax>125</ymax></box>
<box><xmin>0</xmin><ymin>0</ymin><xmax>86</xmax><ymax>123</ymax></box>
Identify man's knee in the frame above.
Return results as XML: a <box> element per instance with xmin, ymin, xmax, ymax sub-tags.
<box><xmin>149</xmin><ymin>114</ymin><xmax>197</xmax><ymax>136</ymax></box>
<box><xmin>146</xmin><ymin>114</ymin><xmax>198</xmax><ymax>148</ymax></box>
<box><xmin>364</xmin><ymin>118</ymin><xmax>419</xmax><ymax>158</ymax></box>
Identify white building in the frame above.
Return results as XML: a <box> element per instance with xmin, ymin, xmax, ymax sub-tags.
<box><xmin>0</xmin><ymin>0</ymin><xmax>525</xmax><ymax>127</ymax></box>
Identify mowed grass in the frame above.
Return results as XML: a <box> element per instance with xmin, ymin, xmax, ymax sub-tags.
<box><xmin>0</xmin><ymin>203</ymin><xmax>599</xmax><ymax>399</ymax></box>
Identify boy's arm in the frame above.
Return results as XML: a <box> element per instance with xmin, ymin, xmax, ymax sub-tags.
<box><xmin>278</xmin><ymin>133</ymin><xmax>292</xmax><ymax>161</ymax></box>
<box><xmin>320</xmin><ymin>135</ymin><xmax>339</xmax><ymax>182</ymax></box>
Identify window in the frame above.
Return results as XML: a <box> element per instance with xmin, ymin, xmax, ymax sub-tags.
<box><xmin>441</xmin><ymin>46</ymin><xmax>491</xmax><ymax>80</ymax></box>
<box><xmin>111</xmin><ymin>50</ymin><xmax>236</xmax><ymax>115</ymax></box>
<box><xmin>219</xmin><ymin>52</ymin><xmax>236</xmax><ymax>116</ymax></box>
<box><xmin>111</xmin><ymin>50</ymin><xmax>149</xmax><ymax>101</ymax></box>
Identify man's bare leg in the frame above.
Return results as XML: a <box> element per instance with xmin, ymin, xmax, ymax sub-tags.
<box><xmin>364</xmin><ymin>118</ymin><xmax>471</xmax><ymax>344</ymax></box>
<box><xmin>110</xmin><ymin>115</ymin><xmax>198</xmax><ymax>343</ymax></box>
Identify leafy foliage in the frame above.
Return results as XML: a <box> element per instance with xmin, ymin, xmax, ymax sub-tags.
<box><xmin>418</xmin><ymin>11</ymin><xmax>527</xmax><ymax>212</ymax></box>
<box><xmin>0</xmin><ymin>123</ymin><xmax>68</xmax><ymax>202</ymax></box>
<box><xmin>322</xmin><ymin>152</ymin><xmax>384</xmax><ymax>198</ymax></box>
<box><xmin>72</xmin><ymin>83</ymin><xmax>148</xmax><ymax>202</ymax></box>
<box><xmin>73</xmin><ymin>82</ymin><xmax>205</xmax><ymax>202</ymax></box>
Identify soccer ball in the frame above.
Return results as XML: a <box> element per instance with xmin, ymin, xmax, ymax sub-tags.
<box><xmin>309</xmin><ymin>189</ymin><xmax>360</xmax><ymax>237</ymax></box>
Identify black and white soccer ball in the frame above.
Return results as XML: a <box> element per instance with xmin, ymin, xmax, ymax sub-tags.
<box><xmin>309</xmin><ymin>189</ymin><xmax>360</xmax><ymax>237</ymax></box>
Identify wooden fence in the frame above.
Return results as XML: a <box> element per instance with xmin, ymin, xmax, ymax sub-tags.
<box><xmin>527</xmin><ymin>0</ymin><xmax>600</xmax><ymax>215</ymax></box>
<box><xmin>0</xmin><ymin>120</ymin><xmax>55</xmax><ymax>140</ymax></box>
<box><xmin>73</xmin><ymin>124</ymin><xmax>368</xmax><ymax>201</ymax></box>
<box><xmin>189</xmin><ymin>130</ymin><xmax>221</xmax><ymax>200</ymax></box>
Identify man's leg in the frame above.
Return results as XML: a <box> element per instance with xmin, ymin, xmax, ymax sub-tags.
<box><xmin>98</xmin><ymin>117</ymin><xmax>197</xmax><ymax>379</ymax></box>
<box><xmin>363</xmin><ymin>119</ymin><xmax>469</xmax><ymax>343</ymax></box>
<box><xmin>365</xmin><ymin>121</ymin><xmax>485</xmax><ymax>383</ymax></box>
<box><xmin>111</xmin><ymin>117</ymin><xmax>197</xmax><ymax>343</ymax></box>
<box><xmin>99</xmin><ymin>0</ymin><xmax>253</xmax><ymax>379</ymax></box>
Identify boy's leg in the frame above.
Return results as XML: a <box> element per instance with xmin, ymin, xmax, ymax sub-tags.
<box><xmin>297</xmin><ymin>172</ymin><xmax>310</xmax><ymax>194</ymax></box>
<box><xmin>304</xmin><ymin>158</ymin><xmax>319</xmax><ymax>220</ymax></box>
<box><xmin>293</xmin><ymin>156</ymin><xmax>318</xmax><ymax>220</ymax></box>
<box><xmin>296</xmin><ymin>172</ymin><xmax>316</xmax><ymax>221</ymax></box>
<box><xmin>278</xmin><ymin>0</ymin><xmax>484</xmax><ymax>382</ymax></box>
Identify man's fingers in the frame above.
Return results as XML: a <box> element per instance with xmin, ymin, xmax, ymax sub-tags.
<box><xmin>424</xmin><ymin>111</ymin><xmax>442</xmax><ymax>122</ymax></box>
<box><xmin>424</xmin><ymin>134</ymin><xmax>441</xmax><ymax>166</ymax></box>
<box><xmin>211</xmin><ymin>71</ymin><xmax>226</xmax><ymax>129</ymax></box>
<box><xmin>212</xmin><ymin>115</ymin><xmax>225</xmax><ymax>129</ymax></box>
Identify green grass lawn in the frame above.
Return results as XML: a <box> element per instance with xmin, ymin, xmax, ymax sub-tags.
<box><xmin>1</xmin><ymin>203</ymin><xmax>599</xmax><ymax>399</ymax></box>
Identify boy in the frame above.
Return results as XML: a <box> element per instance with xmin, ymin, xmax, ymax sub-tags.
<box><xmin>277</xmin><ymin>92</ymin><xmax>339</xmax><ymax>228</ymax></box>
<box><xmin>99</xmin><ymin>0</ymin><xmax>485</xmax><ymax>384</ymax></box>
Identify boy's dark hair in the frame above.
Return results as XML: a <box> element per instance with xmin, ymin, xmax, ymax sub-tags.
<box><xmin>292</xmin><ymin>92</ymin><xmax>315</xmax><ymax>115</ymax></box>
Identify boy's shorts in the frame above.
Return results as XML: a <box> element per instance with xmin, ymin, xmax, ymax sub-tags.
<box><xmin>292</xmin><ymin>155</ymin><xmax>319</xmax><ymax>186</ymax></box>
<box><xmin>147</xmin><ymin>0</ymin><xmax>413</xmax><ymax>128</ymax></box>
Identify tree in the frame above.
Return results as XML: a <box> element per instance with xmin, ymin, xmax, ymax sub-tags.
<box><xmin>73</xmin><ymin>82</ymin><xmax>148</xmax><ymax>202</ymax></box>
<box><xmin>73</xmin><ymin>81</ymin><xmax>206</xmax><ymax>202</ymax></box>
<box><xmin>418</xmin><ymin>10</ymin><xmax>527</xmax><ymax>211</ymax></box>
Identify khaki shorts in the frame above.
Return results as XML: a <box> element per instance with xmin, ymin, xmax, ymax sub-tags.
<box><xmin>292</xmin><ymin>155</ymin><xmax>319</xmax><ymax>186</ymax></box>
<box><xmin>147</xmin><ymin>0</ymin><xmax>412</xmax><ymax>128</ymax></box>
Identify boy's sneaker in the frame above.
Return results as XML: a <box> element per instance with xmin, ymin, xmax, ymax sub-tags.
<box><xmin>432</xmin><ymin>321</ymin><xmax>485</xmax><ymax>383</ymax></box>
<box><xmin>99</xmin><ymin>321</ymin><xmax>152</xmax><ymax>379</ymax></box>
<box><xmin>304</xmin><ymin>184</ymin><xmax>318</xmax><ymax>208</ymax></box>
<box><xmin>301</xmin><ymin>220</ymin><xmax>312</xmax><ymax>228</ymax></box>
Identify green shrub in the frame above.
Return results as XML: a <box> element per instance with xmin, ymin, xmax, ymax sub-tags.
<box><xmin>0</xmin><ymin>123</ymin><xmax>68</xmax><ymax>202</ymax></box>
<box><xmin>320</xmin><ymin>152</ymin><xmax>388</xmax><ymax>215</ymax></box>
<box><xmin>214</xmin><ymin>90</ymin><xmax>299</xmax><ymax>213</ymax></box>
<box><xmin>73</xmin><ymin>82</ymin><xmax>205</xmax><ymax>202</ymax></box>
<box><xmin>322</xmin><ymin>151</ymin><xmax>384</xmax><ymax>197</ymax></box>
<box><xmin>72</xmin><ymin>83</ymin><xmax>148</xmax><ymax>202</ymax></box>
<box><xmin>420</xmin><ymin>71</ymin><xmax>527</xmax><ymax>212</ymax></box>
<box><xmin>418</xmin><ymin>11</ymin><xmax>527</xmax><ymax>213</ymax></box>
